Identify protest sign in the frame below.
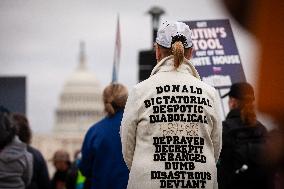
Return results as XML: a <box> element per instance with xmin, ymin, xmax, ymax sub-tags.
<box><xmin>184</xmin><ymin>19</ymin><xmax>246</xmax><ymax>116</ymax></box>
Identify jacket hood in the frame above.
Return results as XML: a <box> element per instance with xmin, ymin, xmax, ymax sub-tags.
<box><xmin>0</xmin><ymin>136</ymin><xmax>27</xmax><ymax>163</ymax></box>
<box><xmin>150</xmin><ymin>55</ymin><xmax>201</xmax><ymax>80</ymax></box>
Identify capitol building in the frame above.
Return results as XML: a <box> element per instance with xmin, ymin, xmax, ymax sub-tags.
<box><xmin>54</xmin><ymin>42</ymin><xmax>103</xmax><ymax>135</ymax></box>
<box><xmin>33</xmin><ymin>42</ymin><xmax>104</xmax><ymax>172</ymax></box>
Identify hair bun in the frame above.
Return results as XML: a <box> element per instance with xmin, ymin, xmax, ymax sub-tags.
<box><xmin>105</xmin><ymin>102</ymin><xmax>115</xmax><ymax>116</ymax></box>
<box><xmin>103</xmin><ymin>83</ymin><xmax>128</xmax><ymax>116</ymax></box>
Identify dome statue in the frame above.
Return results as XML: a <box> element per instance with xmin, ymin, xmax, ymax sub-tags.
<box><xmin>54</xmin><ymin>42</ymin><xmax>104</xmax><ymax>136</ymax></box>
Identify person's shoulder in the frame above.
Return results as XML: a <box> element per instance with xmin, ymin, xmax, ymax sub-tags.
<box><xmin>222</xmin><ymin>117</ymin><xmax>243</xmax><ymax>133</ymax></box>
<box><xmin>255</xmin><ymin>120</ymin><xmax>267</xmax><ymax>129</ymax></box>
<box><xmin>254</xmin><ymin>120</ymin><xmax>268</xmax><ymax>135</ymax></box>
<box><xmin>84</xmin><ymin>121</ymin><xmax>100</xmax><ymax>139</ymax></box>
<box><xmin>28</xmin><ymin>146</ymin><xmax>50</xmax><ymax>173</ymax></box>
<box><xmin>126</xmin><ymin>80</ymin><xmax>153</xmax><ymax>102</ymax></box>
<box><xmin>85</xmin><ymin>116</ymin><xmax>111</xmax><ymax>135</ymax></box>
<box><xmin>27</xmin><ymin>145</ymin><xmax>45</xmax><ymax>161</ymax></box>
<box><xmin>222</xmin><ymin>119</ymin><xmax>233</xmax><ymax>132</ymax></box>
<box><xmin>224</xmin><ymin>120</ymin><xmax>268</xmax><ymax>139</ymax></box>
<box><xmin>27</xmin><ymin>145</ymin><xmax>41</xmax><ymax>156</ymax></box>
<box><xmin>133</xmin><ymin>76</ymin><xmax>155</xmax><ymax>92</ymax></box>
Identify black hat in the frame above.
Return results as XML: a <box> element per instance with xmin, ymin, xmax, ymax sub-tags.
<box><xmin>221</xmin><ymin>82</ymin><xmax>255</xmax><ymax>101</ymax></box>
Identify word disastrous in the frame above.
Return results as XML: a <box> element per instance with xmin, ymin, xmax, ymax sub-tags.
<box><xmin>147</xmin><ymin>85</ymin><xmax>213</xmax><ymax>188</ymax></box>
<box><xmin>144</xmin><ymin>85</ymin><xmax>212</xmax><ymax>124</ymax></box>
<box><xmin>151</xmin><ymin>136</ymin><xmax>211</xmax><ymax>188</ymax></box>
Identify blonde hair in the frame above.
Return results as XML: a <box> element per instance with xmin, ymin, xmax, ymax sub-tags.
<box><xmin>103</xmin><ymin>83</ymin><xmax>128</xmax><ymax>116</ymax></box>
<box><xmin>172</xmin><ymin>41</ymin><xmax>185</xmax><ymax>69</ymax></box>
<box><xmin>158</xmin><ymin>42</ymin><xmax>190</xmax><ymax>69</ymax></box>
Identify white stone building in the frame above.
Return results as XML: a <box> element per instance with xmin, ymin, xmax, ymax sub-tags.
<box><xmin>54</xmin><ymin>42</ymin><xmax>104</xmax><ymax>135</ymax></box>
<box><xmin>33</xmin><ymin>42</ymin><xmax>104</xmax><ymax>174</ymax></box>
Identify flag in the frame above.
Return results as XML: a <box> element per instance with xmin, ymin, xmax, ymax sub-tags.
<box><xmin>112</xmin><ymin>15</ymin><xmax>121</xmax><ymax>83</ymax></box>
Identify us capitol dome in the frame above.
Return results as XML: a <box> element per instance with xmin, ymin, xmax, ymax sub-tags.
<box><xmin>54</xmin><ymin>42</ymin><xmax>104</xmax><ymax>135</ymax></box>
<box><xmin>33</xmin><ymin>42</ymin><xmax>104</xmax><ymax>173</ymax></box>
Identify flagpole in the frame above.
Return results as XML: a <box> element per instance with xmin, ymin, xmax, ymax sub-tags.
<box><xmin>111</xmin><ymin>14</ymin><xmax>121</xmax><ymax>83</ymax></box>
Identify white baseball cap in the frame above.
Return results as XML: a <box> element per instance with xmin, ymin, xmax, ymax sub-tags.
<box><xmin>156</xmin><ymin>21</ymin><xmax>193</xmax><ymax>49</ymax></box>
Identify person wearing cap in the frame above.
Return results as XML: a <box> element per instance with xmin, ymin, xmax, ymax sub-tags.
<box><xmin>121</xmin><ymin>21</ymin><xmax>222</xmax><ymax>189</ymax></box>
<box><xmin>51</xmin><ymin>150</ymin><xmax>71</xmax><ymax>189</ymax></box>
<box><xmin>79</xmin><ymin>83</ymin><xmax>129</xmax><ymax>189</ymax></box>
<box><xmin>218</xmin><ymin>82</ymin><xmax>270</xmax><ymax>189</ymax></box>
<box><xmin>0</xmin><ymin>106</ymin><xmax>33</xmax><ymax>189</ymax></box>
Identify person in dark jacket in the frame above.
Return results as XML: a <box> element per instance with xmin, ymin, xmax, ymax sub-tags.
<box><xmin>79</xmin><ymin>83</ymin><xmax>129</xmax><ymax>189</ymax></box>
<box><xmin>218</xmin><ymin>82</ymin><xmax>270</xmax><ymax>189</ymax></box>
<box><xmin>265</xmin><ymin>128</ymin><xmax>284</xmax><ymax>189</ymax></box>
<box><xmin>12</xmin><ymin>113</ymin><xmax>50</xmax><ymax>189</ymax></box>
<box><xmin>0</xmin><ymin>106</ymin><xmax>33</xmax><ymax>189</ymax></box>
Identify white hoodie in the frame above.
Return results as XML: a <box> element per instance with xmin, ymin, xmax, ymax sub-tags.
<box><xmin>121</xmin><ymin>56</ymin><xmax>222</xmax><ymax>189</ymax></box>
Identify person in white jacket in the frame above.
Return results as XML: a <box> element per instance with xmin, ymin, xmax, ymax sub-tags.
<box><xmin>121</xmin><ymin>21</ymin><xmax>222</xmax><ymax>189</ymax></box>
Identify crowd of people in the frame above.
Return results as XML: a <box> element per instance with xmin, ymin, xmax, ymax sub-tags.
<box><xmin>0</xmin><ymin>21</ymin><xmax>283</xmax><ymax>189</ymax></box>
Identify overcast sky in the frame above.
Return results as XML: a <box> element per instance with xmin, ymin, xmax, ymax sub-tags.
<box><xmin>0</xmin><ymin>0</ymin><xmax>261</xmax><ymax>133</ymax></box>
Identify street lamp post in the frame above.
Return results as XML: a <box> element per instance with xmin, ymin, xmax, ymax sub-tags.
<box><xmin>147</xmin><ymin>6</ymin><xmax>165</xmax><ymax>47</ymax></box>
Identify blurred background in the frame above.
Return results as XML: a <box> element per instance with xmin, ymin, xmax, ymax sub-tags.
<box><xmin>1</xmin><ymin>0</ymin><xmax>282</xmax><ymax>175</ymax></box>
<box><xmin>0</xmin><ymin>0</ymin><xmax>261</xmax><ymax>133</ymax></box>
